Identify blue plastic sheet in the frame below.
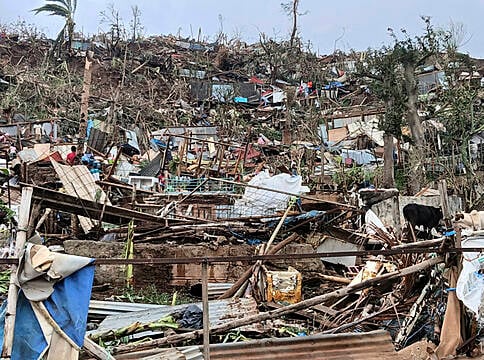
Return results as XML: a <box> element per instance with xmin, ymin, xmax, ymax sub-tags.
<box><xmin>0</xmin><ymin>263</ymin><xmax>95</xmax><ymax>360</ymax></box>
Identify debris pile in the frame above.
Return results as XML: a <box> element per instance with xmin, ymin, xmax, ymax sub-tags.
<box><xmin>0</xmin><ymin>29</ymin><xmax>483</xmax><ymax>360</ymax></box>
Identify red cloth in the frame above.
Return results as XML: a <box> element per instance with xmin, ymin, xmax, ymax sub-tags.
<box><xmin>66</xmin><ymin>152</ymin><xmax>76</xmax><ymax>165</ymax></box>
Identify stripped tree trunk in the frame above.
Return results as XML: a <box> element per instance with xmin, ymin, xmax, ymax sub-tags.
<box><xmin>382</xmin><ymin>132</ymin><xmax>395</xmax><ymax>188</ymax></box>
<box><xmin>79</xmin><ymin>51</ymin><xmax>94</xmax><ymax>142</ymax></box>
<box><xmin>403</xmin><ymin>62</ymin><xmax>426</xmax><ymax>193</ymax></box>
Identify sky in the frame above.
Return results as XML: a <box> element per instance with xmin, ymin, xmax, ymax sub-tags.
<box><xmin>1</xmin><ymin>0</ymin><xmax>483</xmax><ymax>58</ymax></box>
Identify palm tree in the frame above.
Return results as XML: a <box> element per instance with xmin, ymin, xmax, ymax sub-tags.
<box><xmin>32</xmin><ymin>0</ymin><xmax>77</xmax><ymax>54</ymax></box>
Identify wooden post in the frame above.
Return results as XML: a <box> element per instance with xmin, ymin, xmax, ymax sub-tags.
<box><xmin>232</xmin><ymin>146</ymin><xmax>243</xmax><ymax>177</ymax></box>
<box><xmin>83</xmin><ymin>336</ymin><xmax>117</xmax><ymax>360</ymax></box>
<box><xmin>196</xmin><ymin>141</ymin><xmax>205</xmax><ymax>177</ymax></box>
<box><xmin>160</xmin><ymin>136</ymin><xmax>171</xmax><ymax>173</ymax></box>
<box><xmin>1</xmin><ymin>187</ymin><xmax>33</xmax><ymax>357</ymax></box>
<box><xmin>202</xmin><ymin>260</ymin><xmax>210</xmax><ymax>359</ymax></box>
<box><xmin>218</xmin><ymin>233</ymin><xmax>299</xmax><ymax>299</ymax></box>
<box><xmin>79</xmin><ymin>51</ymin><xmax>94</xmax><ymax>141</ymax></box>
<box><xmin>438</xmin><ymin>179</ymin><xmax>451</xmax><ymax>226</ymax></box>
<box><xmin>106</xmin><ymin>147</ymin><xmax>122</xmax><ymax>179</ymax></box>
<box><xmin>217</xmin><ymin>145</ymin><xmax>225</xmax><ymax>175</ymax></box>
<box><xmin>391</xmin><ymin>193</ymin><xmax>401</xmax><ymax>239</ymax></box>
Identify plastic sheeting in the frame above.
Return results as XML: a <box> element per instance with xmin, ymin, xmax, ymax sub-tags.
<box><xmin>456</xmin><ymin>236</ymin><xmax>484</xmax><ymax>318</ymax></box>
<box><xmin>232</xmin><ymin>171</ymin><xmax>308</xmax><ymax>217</ymax></box>
<box><xmin>0</xmin><ymin>262</ymin><xmax>94</xmax><ymax>360</ymax></box>
<box><xmin>340</xmin><ymin>149</ymin><xmax>376</xmax><ymax>165</ymax></box>
<box><xmin>365</xmin><ymin>209</ymin><xmax>389</xmax><ymax>235</ymax></box>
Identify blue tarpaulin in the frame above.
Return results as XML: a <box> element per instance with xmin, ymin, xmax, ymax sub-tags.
<box><xmin>323</xmin><ymin>81</ymin><xmax>344</xmax><ymax>90</ymax></box>
<box><xmin>0</xmin><ymin>263</ymin><xmax>95</xmax><ymax>360</ymax></box>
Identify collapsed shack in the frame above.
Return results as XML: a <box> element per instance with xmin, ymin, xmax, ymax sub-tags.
<box><xmin>0</xmin><ymin>172</ymin><xmax>483</xmax><ymax>359</ymax></box>
<box><xmin>0</xmin><ymin>33</ymin><xmax>484</xmax><ymax>360</ymax></box>
<box><xmin>0</xmin><ymin>114</ymin><xmax>479</xmax><ymax>359</ymax></box>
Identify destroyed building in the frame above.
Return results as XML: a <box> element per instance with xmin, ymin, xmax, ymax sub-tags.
<box><xmin>0</xmin><ymin>15</ymin><xmax>483</xmax><ymax>360</ymax></box>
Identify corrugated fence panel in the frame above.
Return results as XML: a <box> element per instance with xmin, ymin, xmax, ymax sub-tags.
<box><xmin>207</xmin><ymin>330</ymin><xmax>396</xmax><ymax>360</ymax></box>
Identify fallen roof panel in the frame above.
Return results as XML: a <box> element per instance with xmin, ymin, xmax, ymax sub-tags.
<box><xmin>207</xmin><ymin>330</ymin><xmax>396</xmax><ymax>360</ymax></box>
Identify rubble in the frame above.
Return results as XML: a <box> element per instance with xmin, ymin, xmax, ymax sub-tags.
<box><xmin>0</xmin><ymin>21</ymin><xmax>483</xmax><ymax>360</ymax></box>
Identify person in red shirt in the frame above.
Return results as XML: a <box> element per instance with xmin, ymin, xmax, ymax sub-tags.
<box><xmin>66</xmin><ymin>146</ymin><xmax>77</xmax><ymax>165</ymax></box>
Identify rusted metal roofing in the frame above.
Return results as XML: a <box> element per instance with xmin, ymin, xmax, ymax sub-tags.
<box><xmin>116</xmin><ymin>330</ymin><xmax>395</xmax><ymax>360</ymax></box>
<box><xmin>207</xmin><ymin>330</ymin><xmax>395</xmax><ymax>360</ymax></box>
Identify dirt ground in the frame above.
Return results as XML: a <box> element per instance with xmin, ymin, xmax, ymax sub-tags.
<box><xmin>393</xmin><ymin>340</ymin><xmax>484</xmax><ymax>360</ymax></box>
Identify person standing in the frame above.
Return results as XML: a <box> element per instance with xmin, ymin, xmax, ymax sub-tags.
<box><xmin>66</xmin><ymin>146</ymin><xmax>77</xmax><ymax>165</ymax></box>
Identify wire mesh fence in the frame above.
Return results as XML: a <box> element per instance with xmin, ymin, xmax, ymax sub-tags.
<box><xmin>165</xmin><ymin>177</ymin><xmax>236</xmax><ymax>194</ymax></box>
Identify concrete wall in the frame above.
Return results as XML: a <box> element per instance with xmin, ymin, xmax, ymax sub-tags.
<box><xmin>372</xmin><ymin>195</ymin><xmax>463</xmax><ymax>228</ymax></box>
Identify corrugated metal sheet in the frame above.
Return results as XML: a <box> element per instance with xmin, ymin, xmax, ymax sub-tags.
<box><xmin>89</xmin><ymin>300</ymin><xmax>165</xmax><ymax>318</ymax></box>
<box><xmin>52</xmin><ymin>160</ymin><xmax>110</xmax><ymax>232</ymax></box>
<box><xmin>91</xmin><ymin>297</ymin><xmax>259</xmax><ymax>337</ymax></box>
<box><xmin>117</xmin><ymin>346</ymin><xmax>203</xmax><ymax>360</ymax></box>
<box><xmin>190</xmin><ymin>81</ymin><xmax>210</xmax><ymax>100</ymax></box>
<box><xmin>138</xmin><ymin>151</ymin><xmax>163</xmax><ymax>177</ymax></box>
<box><xmin>87</xmin><ymin>127</ymin><xmax>109</xmax><ymax>153</ymax></box>
<box><xmin>119</xmin><ymin>331</ymin><xmax>394</xmax><ymax>360</ymax></box>
<box><xmin>0</xmin><ymin>125</ymin><xmax>18</xmax><ymax>137</ymax></box>
<box><xmin>207</xmin><ymin>330</ymin><xmax>395</xmax><ymax>360</ymax></box>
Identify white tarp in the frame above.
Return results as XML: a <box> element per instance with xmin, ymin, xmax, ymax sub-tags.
<box><xmin>231</xmin><ymin>171</ymin><xmax>308</xmax><ymax>217</ymax></box>
<box><xmin>347</xmin><ymin>116</ymin><xmax>385</xmax><ymax>147</ymax></box>
<box><xmin>365</xmin><ymin>209</ymin><xmax>389</xmax><ymax>235</ymax></box>
<box><xmin>456</xmin><ymin>236</ymin><xmax>484</xmax><ymax>319</ymax></box>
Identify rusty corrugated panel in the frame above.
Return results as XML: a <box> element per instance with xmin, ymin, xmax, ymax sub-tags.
<box><xmin>207</xmin><ymin>330</ymin><xmax>396</xmax><ymax>360</ymax></box>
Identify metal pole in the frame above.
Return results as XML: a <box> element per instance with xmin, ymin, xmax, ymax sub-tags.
<box><xmin>202</xmin><ymin>260</ymin><xmax>210</xmax><ymax>359</ymax></box>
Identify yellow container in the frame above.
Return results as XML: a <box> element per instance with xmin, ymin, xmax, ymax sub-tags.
<box><xmin>265</xmin><ymin>267</ymin><xmax>302</xmax><ymax>304</ymax></box>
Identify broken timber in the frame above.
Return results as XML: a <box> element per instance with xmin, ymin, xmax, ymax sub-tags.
<box><xmin>112</xmin><ymin>256</ymin><xmax>443</xmax><ymax>354</ymax></box>
<box><xmin>27</xmin><ymin>184</ymin><xmax>165</xmax><ymax>225</ymax></box>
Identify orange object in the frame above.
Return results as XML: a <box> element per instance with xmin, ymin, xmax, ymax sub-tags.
<box><xmin>265</xmin><ymin>267</ymin><xmax>302</xmax><ymax>304</ymax></box>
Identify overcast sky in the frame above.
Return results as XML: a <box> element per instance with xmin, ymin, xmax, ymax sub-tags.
<box><xmin>1</xmin><ymin>0</ymin><xmax>483</xmax><ymax>58</ymax></box>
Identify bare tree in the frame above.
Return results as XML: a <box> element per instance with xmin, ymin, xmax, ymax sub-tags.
<box><xmin>99</xmin><ymin>3</ymin><xmax>126</xmax><ymax>56</ymax></box>
<box><xmin>281</xmin><ymin>0</ymin><xmax>306</xmax><ymax>48</ymax></box>
<box><xmin>130</xmin><ymin>5</ymin><xmax>144</xmax><ymax>42</ymax></box>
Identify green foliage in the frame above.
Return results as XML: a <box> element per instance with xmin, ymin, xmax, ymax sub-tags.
<box><xmin>258</xmin><ymin>127</ymin><xmax>282</xmax><ymax>142</ymax></box>
<box><xmin>331</xmin><ymin>163</ymin><xmax>375</xmax><ymax>189</ymax></box>
<box><xmin>168</xmin><ymin>158</ymin><xmax>179</xmax><ymax>173</ymax></box>
<box><xmin>32</xmin><ymin>0</ymin><xmax>77</xmax><ymax>54</ymax></box>
<box><xmin>357</xmin><ymin>46</ymin><xmax>406</xmax><ymax>137</ymax></box>
<box><xmin>221</xmin><ymin>330</ymin><xmax>250</xmax><ymax>343</ymax></box>
<box><xmin>0</xmin><ymin>201</ymin><xmax>16</xmax><ymax>224</ymax></box>
<box><xmin>0</xmin><ymin>270</ymin><xmax>11</xmax><ymax>295</ymax></box>
<box><xmin>394</xmin><ymin>168</ymin><xmax>408</xmax><ymax>192</ymax></box>
<box><xmin>354</xmin><ymin>18</ymin><xmax>451</xmax><ymax>139</ymax></box>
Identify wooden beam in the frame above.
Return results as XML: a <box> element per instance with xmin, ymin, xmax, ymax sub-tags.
<box><xmin>27</xmin><ymin>184</ymin><xmax>165</xmax><ymax>225</ymax></box>
<box><xmin>83</xmin><ymin>336</ymin><xmax>117</xmax><ymax>360</ymax></box>
<box><xmin>202</xmin><ymin>261</ymin><xmax>210</xmax><ymax>359</ymax></box>
<box><xmin>113</xmin><ymin>256</ymin><xmax>443</xmax><ymax>354</ymax></box>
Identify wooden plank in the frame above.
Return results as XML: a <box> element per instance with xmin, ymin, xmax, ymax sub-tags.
<box><xmin>28</xmin><ymin>184</ymin><xmax>164</xmax><ymax>225</ymax></box>
<box><xmin>202</xmin><ymin>261</ymin><xmax>210</xmax><ymax>359</ymax></box>
<box><xmin>83</xmin><ymin>336</ymin><xmax>117</xmax><ymax>360</ymax></box>
<box><xmin>1</xmin><ymin>187</ymin><xmax>33</xmax><ymax>357</ymax></box>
